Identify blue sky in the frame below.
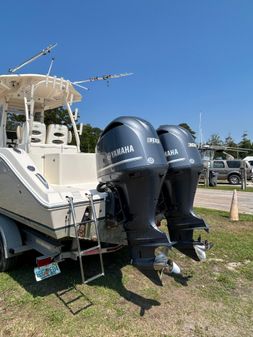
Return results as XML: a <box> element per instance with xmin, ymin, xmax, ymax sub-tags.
<box><xmin>1</xmin><ymin>0</ymin><xmax>253</xmax><ymax>143</ymax></box>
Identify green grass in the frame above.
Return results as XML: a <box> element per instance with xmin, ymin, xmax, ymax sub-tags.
<box><xmin>1</xmin><ymin>208</ymin><xmax>253</xmax><ymax>337</ymax></box>
<box><xmin>198</xmin><ymin>184</ymin><xmax>253</xmax><ymax>192</ymax></box>
<box><xmin>195</xmin><ymin>207</ymin><xmax>253</xmax><ymax>221</ymax></box>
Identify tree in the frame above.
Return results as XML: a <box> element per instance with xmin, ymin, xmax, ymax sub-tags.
<box><xmin>238</xmin><ymin>131</ymin><xmax>253</xmax><ymax>157</ymax></box>
<box><xmin>179</xmin><ymin>123</ymin><xmax>196</xmax><ymax>139</ymax></box>
<box><xmin>6</xmin><ymin>113</ymin><xmax>25</xmax><ymax>130</ymax></box>
<box><xmin>239</xmin><ymin>131</ymin><xmax>252</xmax><ymax>149</ymax></box>
<box><xmin>224</xmin><ymin>134</ymin><xmax>237</xmax><ymax>148</ymax></box>
<box><xmin>207</xmin><ymin>133</ymin><xmax>223</xmax><ymax>146</ymax></box>
<box><xmin>224</xmin><ymin>134</ymin><xmax>238</xmax><ymax>158</ymax></box>
<box><xmin>7</xmin><ymin>107</ymin><xmax>72</xmax><ymax>130</ymax></box>
<box><xmin>79</xmin><ymin>124</ymin><xmax>102</xmax><ymax>153</ymax></box>
<box><xmin>44</xmin><ymin>107</ymin><xmax>72</xmax><ymax>127</ymax></box>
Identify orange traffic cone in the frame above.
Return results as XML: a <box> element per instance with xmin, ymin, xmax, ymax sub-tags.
<box><xmin>229</xmin><ymin>189</ymin><xmax>239</xmax><ymax>221</ymax></box>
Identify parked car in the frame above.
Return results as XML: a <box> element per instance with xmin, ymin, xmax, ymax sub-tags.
<box><xmin>243</xmin><ymin>156</ymin><xmax>253</xmax><ymax>167</ymax></box>
<box><xmin>208</xmin><ymin>160</ymin><xmax>253</xmax><ymax>185</ymax></box>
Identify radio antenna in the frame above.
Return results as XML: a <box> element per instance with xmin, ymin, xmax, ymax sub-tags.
<box><xmin>9</xmin><ymin>43</ymin><xmax>57</xmax><ymax>73</ymax></box>
<box><xmin>73</xmin><ymin>72</ymin><xmax>133</xmax><ymax>85</ymax></box>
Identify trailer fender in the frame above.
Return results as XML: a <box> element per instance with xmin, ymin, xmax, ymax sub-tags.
<box><xmin>0</xmin><ymin>215</ymin><xmax>22</xmax><ymax>258</ymax></box>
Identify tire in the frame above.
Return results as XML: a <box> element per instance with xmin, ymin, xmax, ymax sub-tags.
<box><xmin>228</xmin><ymin>174</ymin><xmax>241</xmax><ymax>185</ymax></box>
<box><xmin>0</xmin><ymin>235</ymin><xmax>17</xmax><ymax>272</ymax></box>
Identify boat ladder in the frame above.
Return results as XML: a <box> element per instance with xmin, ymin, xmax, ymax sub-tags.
<box><xmin>67</xmin><ymin>194</ymin><xmax>105</xmax><ymax>284</ymax></box>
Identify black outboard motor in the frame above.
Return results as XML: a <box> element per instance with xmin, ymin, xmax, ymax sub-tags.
<box><xmin>157</xmin><ymin>125</ymin><xmax>210</xmax><ymax>261</ymax></box>
<box><xmin>96</xmin><ymin>117</ymin><xmax>172</xmax><ymax>270</ymax></box>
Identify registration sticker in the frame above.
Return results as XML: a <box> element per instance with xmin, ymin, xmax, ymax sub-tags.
<box><xmin>34</xmin><ymin>262</ymin><xmax>61</xmax><ymax>281</ymax></box>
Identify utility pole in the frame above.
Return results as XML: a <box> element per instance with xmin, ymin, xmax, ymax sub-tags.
<box><xmin>199</xmin><ymin>112</ymin><xmax>203</xmax><ymax>146</ymax></box>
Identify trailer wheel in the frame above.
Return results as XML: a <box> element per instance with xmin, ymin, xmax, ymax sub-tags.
<box><xmin>0</xmin><ymin>235</ymin><xmax>17</xmax><ymax>272</ymax></box>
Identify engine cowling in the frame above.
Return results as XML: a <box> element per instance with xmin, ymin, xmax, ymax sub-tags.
<box><xmin>96</xmin><ymin>116</ymin><xmax>172</xmax><ymax>270</ymax></box>
<box><xmin>157</xmin><ymin>125</ymin><xmax>209</xmax><ymax>260</ymax></box>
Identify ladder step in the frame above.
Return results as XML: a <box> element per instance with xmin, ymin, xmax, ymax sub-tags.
<box><xmin>77</xmin><ymin>219</ymin><xmax>95</xmax><ymax>226</ymax></box>
<box><xmin>80</xmin><ymin>245</ymin><xmax>101</xmax><ymax>255</ymax></box>
<box><xmin>83</xmin><ymin>273</ymin><xmax>104</xmax><ymax>284</ymax></box>
<box><xmin>65</xmin><ymin>295</ymin><xmax>83</xmax><ymax>305</ymax></box>
<box><xmin>57</xmin><ymin>287</ymin><xmax>75</xmax><ymax>296</ymax></box>
<box><xmin>67</xmin><ymin>194</ymin><xmax>105</xmax><ymax>285</ymax></box>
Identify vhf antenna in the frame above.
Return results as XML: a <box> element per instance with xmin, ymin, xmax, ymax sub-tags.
<box><xmin>8</xmin><ymin>43</ymin><xmax>57</xmax><ymax>73</ymax></box>
<box><xmin>74</xmin><ymin>72</ymin><xmax>133</xmax><ymax>84</ymax></box>
<box><xmin>73</xmin><ymin>72</ymin><xmax>133</xmax><ymax>90</ymax></box>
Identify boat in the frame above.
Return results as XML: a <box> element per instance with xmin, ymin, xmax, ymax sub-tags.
<box><xmin>0</xmin><ymin>45</ymin><xmax>210</xmax><ymax>283</ymax></box>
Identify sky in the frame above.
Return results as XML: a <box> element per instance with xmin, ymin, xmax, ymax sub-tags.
<box><xmin>1</xmin><ymin>0</ymin><xmax>253</xmax><ymax>143</ymax></box>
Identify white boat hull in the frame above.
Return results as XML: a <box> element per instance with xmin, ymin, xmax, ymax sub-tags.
<box><xmin>0</xmin><ymin>148</ymin><xmax>126</xmax><ymax>243</ymax></box>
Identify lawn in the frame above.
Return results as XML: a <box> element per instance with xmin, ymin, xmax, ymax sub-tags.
<box><xmin>0</xmin><ymin>209</ymin><xmax>253</xmax><ymax>337</ymax></box>
<box><xmin>198</xmin><ymin>183</ymin><xmax>253</xmax><ymax>193</ymax></box>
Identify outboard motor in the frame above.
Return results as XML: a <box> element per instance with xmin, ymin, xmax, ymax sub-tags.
<box><xmin>96</xmin><ymin>117</ymin><xmax>172</xmax><ymax>271</ymax></box>
<box><xmin>157</xmin><ymin>125</ymin><xmax>210</xmax><ymax>261</ymax></box>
